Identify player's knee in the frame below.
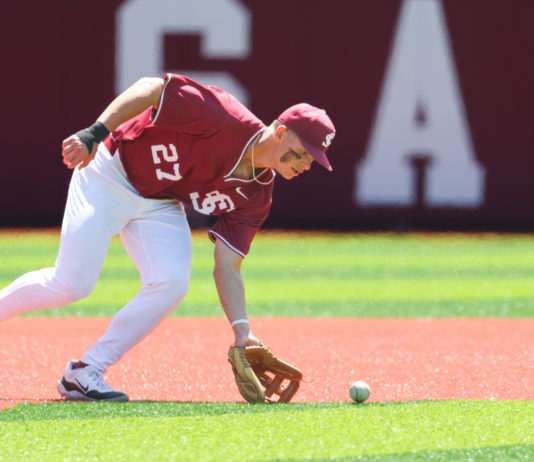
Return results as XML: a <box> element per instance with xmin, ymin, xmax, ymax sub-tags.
<box><xmin>164</xmin><ymin>275</ymin><xmax>189</xmax><ymax>305</ymax></box>
<box><xmin>61</xmin><ymin>278</ymin><xmax>96</xmax><ymax>302</ymax></box>
<box><xmin>52</xmin><ymin>266</ymin><xmax>97</xmax><ymax>303</ymax></box>
<box><xmin>144</xmin><ymin>272</ymin><xmax>189</xmax><ymax>306</ymax></box>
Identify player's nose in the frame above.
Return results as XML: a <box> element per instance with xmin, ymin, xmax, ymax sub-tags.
<box><xmin>300</xmin><ymin>158</ymin><xmax>312</xmax><ymax>172</ymax></box>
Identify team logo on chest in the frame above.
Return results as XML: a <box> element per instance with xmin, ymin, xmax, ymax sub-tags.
<box><xmin>190</xmin><ymin>191</ymin><xmax>235</xmax><ymax>215</ymax></box>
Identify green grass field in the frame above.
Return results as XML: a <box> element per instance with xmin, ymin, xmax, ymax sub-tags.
<box><xmin>0</xmin><ymin>401</ymin><xmax>532</xmax><ymax>461</ymax></box>
<box><xmin>0</xmin><ymin>230</ymin><xmax>533</xmax><ymax>461</ymax></box>
<box><xmin>1</xmin><ymin>230</ymin><xmax>534</xmax><ymax>317</ymax></box>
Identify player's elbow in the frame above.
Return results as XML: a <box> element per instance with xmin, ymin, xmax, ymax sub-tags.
<box><xmin>213</xmin><ymin>259</ymin><xmax>242</xmax><ymax>289</ymax></box>
<box><xmin>213</xmin><ymin>261</ymin><xmax>233</xmax><ymax>281</ymax></box>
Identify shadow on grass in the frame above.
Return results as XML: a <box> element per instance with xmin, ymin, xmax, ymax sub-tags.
<box><xmin>262</xmin><ymin>443</ymin><xmax>534</xmax><ymax>461</ymax></box>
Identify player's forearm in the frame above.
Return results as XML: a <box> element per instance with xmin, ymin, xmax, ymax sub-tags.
<box><xmin>213</xmin><ymin>262</ymin><xmax>250</xmax><ymax>340</ymax></box>
<box><xmin>97</xmin><ymin>77</ymin><xmax>164</xmax><ymax>132</ymax></box>
<box><xmin>213</xmin><ymin>240</ymin><xmax>251</xmax><ymax>345</ymax></box>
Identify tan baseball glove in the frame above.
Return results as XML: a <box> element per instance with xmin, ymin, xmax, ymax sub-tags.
<box><xmin>228</xmin><ymin>344</ymin><xmax>302</xmax><ymax>403</ymax></box>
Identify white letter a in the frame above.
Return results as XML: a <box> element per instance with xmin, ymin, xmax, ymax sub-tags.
<box><xmin>355</xmin><ymin>0</ymin><xmax>484</xmax><ymax>207</ymax></box>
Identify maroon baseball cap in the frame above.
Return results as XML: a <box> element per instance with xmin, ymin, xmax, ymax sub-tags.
<box><xmin>278</xmin><ymin>103</ymin><xmax>336</xmax><ymax>171</ymax></box>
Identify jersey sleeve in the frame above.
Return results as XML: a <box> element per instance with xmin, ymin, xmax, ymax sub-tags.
<box><xmin>208</xmin><ymin>185</ymin><xmax>273</xmax><ymax>257</ymax></box>
<box><xmin>151</xmin><ymin>73</ymin><xmax>226</xmax><ymax>135</ymax></box>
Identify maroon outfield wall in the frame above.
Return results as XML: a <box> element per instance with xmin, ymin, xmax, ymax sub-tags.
<box><xmin>2</xmin><ymin>0</ymin><xmax>533</xmax><ymax>229</ymax></box>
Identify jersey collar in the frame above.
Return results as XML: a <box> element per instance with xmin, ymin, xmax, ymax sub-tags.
<box><xmin>224</xmin><ymin>127</ymin><xmax>275</xmax><ymax>184</ymax></box>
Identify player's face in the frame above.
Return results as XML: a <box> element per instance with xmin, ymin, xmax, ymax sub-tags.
<box><xmin>275</xmin><ymin>130</ymin><xmax>314</xmax><ymax>180</ymax></box>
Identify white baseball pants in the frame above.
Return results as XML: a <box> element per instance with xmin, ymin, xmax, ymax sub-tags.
<box><xmin>0</xmin><ymin>144</ymin><xmax>192</xmax><ymax>372</ymax></box>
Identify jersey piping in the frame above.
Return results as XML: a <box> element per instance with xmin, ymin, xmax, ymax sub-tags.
<box><xmin>208</xmin><ymin>230</ymin><xmax>246</xmax><ymax>258</ymax></box>
<box><xmin>150</xmin><ymin>75</ymin><xmax>172</xmax><ymax>124</ymax></box>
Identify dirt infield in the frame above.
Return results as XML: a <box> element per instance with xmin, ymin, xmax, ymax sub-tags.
<box><xmin>0</xmin><ymin>317</ymin><xmax>532</xmax><ymax>410</ymax></box>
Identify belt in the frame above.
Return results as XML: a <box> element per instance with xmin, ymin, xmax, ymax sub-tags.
<box><xmin>103</xmin><ymin>135</ymin><xmax>119</xmax><ymax>155</ymax></box>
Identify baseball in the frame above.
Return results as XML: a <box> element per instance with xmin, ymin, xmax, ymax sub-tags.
<box><xmin>349</xmin><ymin>381</ymin><xmax>370</xmax><ymax>403</ymax></box>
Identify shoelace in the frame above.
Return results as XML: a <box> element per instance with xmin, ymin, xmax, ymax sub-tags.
<box><xmin>85</xmin><ymin>367</ymin><xmax>112</xmax><ymax>391</ymax></box>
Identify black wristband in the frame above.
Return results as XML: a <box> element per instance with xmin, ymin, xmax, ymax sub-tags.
<box><xmin>75</xmin><ymin>121</ymin><xmax>110</xmax><ymax>153</ymax></box>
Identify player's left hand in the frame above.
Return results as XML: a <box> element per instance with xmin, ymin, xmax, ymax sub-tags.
<box><xmin>61</xmin><ymin>135</ymin><xmax>96</xmax><ymax>170</ymax></box>
<box><xmin>231</xmin><ymin>317</ymin><xmax>261</xmax><ymax>348</ymax></box>
<box><xmin>228</xmin><ymin>344</ymin><xmax>303</xmax><ymax>403</ymax></box>
<box><xmin>233</xmin><ymin>326</ymin><xmax>261</xmax><ymax>348</ymax></box>
<box><xmin>244</xmin><ymin>331</ymin><xmax>261</xmax><ymax>347</ymax></box>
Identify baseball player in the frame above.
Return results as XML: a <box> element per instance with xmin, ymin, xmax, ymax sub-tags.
<box><xmin>0</xmin><ymin>74</ymin><xmax>335</xmax><ymax>401</ymax></box>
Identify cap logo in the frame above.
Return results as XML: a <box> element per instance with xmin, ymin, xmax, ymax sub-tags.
<box><xmin>322</xmin><ymin>132</ymin><xmax>335</xmax><ymax>148</ymax></box>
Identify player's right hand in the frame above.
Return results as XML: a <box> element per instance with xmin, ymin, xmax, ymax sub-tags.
<box><xmin>61</xmin><ymin>135</ymin><xmax>96</xmax><ymax>170</ymax></box>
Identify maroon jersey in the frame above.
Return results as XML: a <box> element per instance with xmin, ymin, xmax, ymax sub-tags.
<box><xmin>108</xmin><ymin>74</ymin><xmax>275</xmax><ymax>257</ymax></box>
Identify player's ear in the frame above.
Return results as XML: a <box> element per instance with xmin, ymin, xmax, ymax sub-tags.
<box><xmin>274</xmin><ymin>124</ymin><xmax>287</xmax><ymax>141</ymax></box>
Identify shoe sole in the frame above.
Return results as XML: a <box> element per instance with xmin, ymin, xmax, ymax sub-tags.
<box><xmin>57</xmin><ymin>380</ymin><xmax>129</xmax><ymax>402</ymax></box>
